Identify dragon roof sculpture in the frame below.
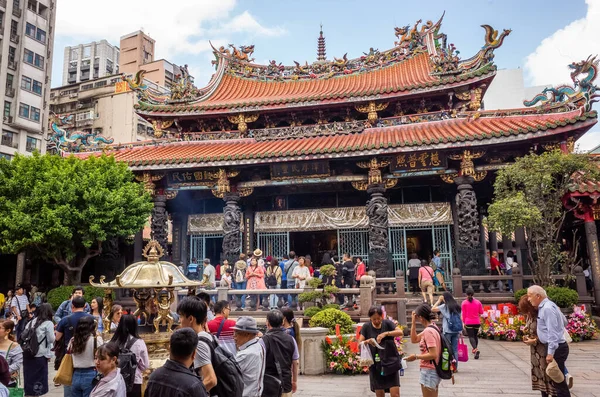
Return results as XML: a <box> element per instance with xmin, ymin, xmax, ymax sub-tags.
<box><xmin>47</xmin><ymin>114</ymin><xmax>114</xmax><ymax>154</ymax></box>
<box><xmin>524</xmin><ymin>55</ymin><xmax>599</xmax><ymax>112</ymax></box>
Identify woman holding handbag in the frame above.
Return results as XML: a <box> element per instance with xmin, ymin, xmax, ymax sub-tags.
<box><xmin>358</xmin><ymin>306</ymin><xmax>404</xmax><ymax>397</ymax></box>
<box><xmin>22</xmin><ymin>303</ymin><xmax>55</xmax><ymax>396</ymax></box>
<box><xmin>70</xmin><ymin>316</ymin><xmax>104</xmax><ymax>397</ymax></box>
<box><xmin>461</xmin><ymin>288</ymin><xmax>483</xmax><ymax>359</ymax></box>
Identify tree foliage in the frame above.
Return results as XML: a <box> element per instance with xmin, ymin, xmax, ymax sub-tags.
<box><xmin>0</xmin><ymin>153</ymin><xmax>153</xmax><ymax>283</ymax></box>
<box><xmin>487</xmin><ymin>150</ymin><xmax>598</xmax><ymax>286</ymax></box>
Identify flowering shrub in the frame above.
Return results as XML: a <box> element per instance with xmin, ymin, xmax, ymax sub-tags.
<box><xmin>479</xmin><ymin>304</ymin><xmax>598</xmax><ymax>342</ymax></box>
<box><xmin>566</xmin><ymin>311</ymin><xmax>598</xmax><ymax>342</ymax></box>
<box><xmin>322</xmin><ymin>327</ymin><xmax>368</xmax><ymax>375</ymax></box>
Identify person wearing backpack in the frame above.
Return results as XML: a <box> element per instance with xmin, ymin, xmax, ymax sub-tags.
<box><xmin>432</xmin><ymin>292</ymin><xmax>463</xmax><ymax>371</ymax></box>
<box><xmin>406</xmin><ymin>303</ymin><xmax>453</xmax><ymax>396</ymax></box>
<box><xmin>20</xmin><ymin>303</ymin><xmax>54</xmax><ymax>396</ymax></box>
<box><xmin>234</xmin><ymin>254</ymin><xmax>248</xmax><ymax>309</ymax></box>
<box><xmin>110</xmin><ymin>315</ymin><xmax>149</xmax><ymax>397</ymax></box>
<box><xmin>266</xmin><ymin>257</ymin><xmax>282</xmax><ymax>310</ymax></box>
<box><xmin>90</xmin><ymin>343</ymin><xmax>127</xmax><ymax>397</ymax></box>
<box><xmin>177</xmin><ymin>296</ymin><xmax>243</xmax><ymax>397</ymax></box>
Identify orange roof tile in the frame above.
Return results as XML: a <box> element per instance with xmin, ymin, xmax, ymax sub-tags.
<box><xmin>77</xmin><ymin>110</ymin><xmax>597</xmax><ymax>168</ymax></box>
<box><xmin>137</xmin><ymin>54</ymin><xmax>496</xmax><ymax>114</ymax></box>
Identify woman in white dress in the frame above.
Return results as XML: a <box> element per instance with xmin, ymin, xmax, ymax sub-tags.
<box><xmin>292</xmin><ymin>256</ymin><xmax>311</xmax><ymax>289</ymax></box>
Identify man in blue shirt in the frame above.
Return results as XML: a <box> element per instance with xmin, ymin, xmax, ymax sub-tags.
<box><xmin>188</xmin><ymin>258</ymin><xmax>199</xmax><ymax>280</ymax></box>
<box><xmin>53</xmin><ymin>286</ymin><xmax>90</xmax><ymax>323</ymax></box>
<box><xmin>527</xmin><ymin>285</ymin><xmax>571</xmax><ymax>397</ymax></box>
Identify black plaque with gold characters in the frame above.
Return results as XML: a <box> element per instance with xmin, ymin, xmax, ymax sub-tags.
<box><xmin>391</xmin><ymin>151</ymin><xmax>447</xmax><ymax>173</ymax></box>
<box><xmin>270</xmin><ymin>161</ymin><xmax>330</xmax><ymax>180</ymax></box>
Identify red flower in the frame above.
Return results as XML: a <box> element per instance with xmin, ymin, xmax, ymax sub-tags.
<box><xmin>325</xmin><ymin>336</ymin><xmax>332</xmax><ymax>345</ymax></box>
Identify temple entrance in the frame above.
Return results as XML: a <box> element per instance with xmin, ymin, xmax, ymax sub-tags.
<box><xmin>189</xmin><ymin>234</ymin><xmax>223</xmax><ymax>266</ymax></box>
<box><xmin>405</xmin><ymin>229</ymin><xmax>434</xmax><ymax>262</ymax></box>
<box><xmin>289</xmin><ymin>230</ymin><xmax>338</xmax><ymax>264</ymax></box>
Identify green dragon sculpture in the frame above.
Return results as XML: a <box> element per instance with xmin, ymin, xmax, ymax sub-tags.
<box><xmin>524</xmin><ymin>55</ymin><xmax>599</xmax><ymax>111</ymax></box>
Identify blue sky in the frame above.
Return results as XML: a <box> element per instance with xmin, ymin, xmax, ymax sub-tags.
<box><xmin>52</xmin><ymin>0</ymin><xmax>599</xmax><ymax>150</ymax></box>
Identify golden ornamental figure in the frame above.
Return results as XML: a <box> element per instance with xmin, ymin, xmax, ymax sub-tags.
<box><xmin>153</xmin><ymin>288</ymin><xmax>175</xmax><ymax>333</ymax></box>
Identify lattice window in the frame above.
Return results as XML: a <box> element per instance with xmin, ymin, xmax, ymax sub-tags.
<box><xmin>338</xmin><ymin>229</ymin><xmax>369</xmax><ymax>265</ymax></box>
<box><xmin>256</xmin><ymin>232</ymin><xmax>289</xmax><ymax>260</ymax></box>
<box><xmin>389</xmin><ymin>227</ymin><xmax>407</xmax><ymax>275</ymax></box>
<box><xmin>189</xmin><ymin>233</ymin><xmax>223</xmax><ymax>263</ymax></box>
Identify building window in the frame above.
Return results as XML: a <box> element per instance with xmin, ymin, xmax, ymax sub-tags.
<box><xmin>0</xmin><ymin>153</ymin><xmax>11</xmax><ymax>161</ymax></box>
<box><xmin>81</xmin><ymin>83</ymin><xmax>93</xmax><ymax>91</ymax></box>
<box><xmin>31</xmin><ymin>107</ymin><xmax>40</xmax><ymax>121</ymax></box>
<box><xmin>83</xmin><ymin>45</ymin><xmax>91</xmax><ymax>58</ymax></box>
<box><xmin>8</xmin><ymin>47</ymin><xmax>16</xmax><ymax>63</ymax></box>
<box><xmin>21</xmin><ymin>76</ymin><xmax>32</xmax><ymax>91</ymax></box>
<box><xmin>1</xmin><ymin>131</ymin><xmax>18</xmax><ymax>148</ymax></box>
<box><xmin>3</xmin><ymin>102</ymin><xmax>11</xmax><ymax>118</ymax></box>
<box><xmin>6</xmin><ymin>74</ymin><xmax>14</xmax><ymax>90</ymax></box>
<box><xmin>32</xmin><ymin>80</ymin><xmax>42</xmax><ymax>94</ymax></box>
<box><xmin>94</xmin><ymin>80</ymin><xmax>106</xmax><ymax>88</ymax></box>
<box><xmin>137</xmin><ymin>123</ymin><xmax>145</xmax><ymax>134</ymax></box>
<box><xmin>19</xmin><ymin>103</ymin><xmax>30</xmax><ymax>118</ymax></box>
<box><xmin>25</xmin><ymin>22</ymin><xmax>35</xmax><ymax>38</ymax></box>
<box><xmin>13</xmin><ymin>0</ymin><xmax>20</xmax><ymax>8</ymax></box>
<box><xmin>36</xmin><ymin>28</ymin><xmax>46</xmax><ymax>43</ymax></box>
<box><xmin>27</xmin><ymin>0</ymin><xmax>36</xmax><ymax>12</ymax></box>
<box><xmin>10</xmin><ymin>20</ymin><xmax>18</xmax><ymax>36</ymax></box>
<box><xmin>70</xmin><ymin>48</ymin><xmax>78</xmax><ymax>61</ymax></box>
<box><xmin>26</xmin><ymin>136</ymin><xmax>40</xmax><ymax>152</ymax></box>
<box><xmin>34</xmin><ymin>53</ymin><xmax>44</xmax><ymax>68</ymax></box>
<box><xmin>24</xmin><ymin>49</ymin><xmax>34</xmax><ymax>64</ymax></box>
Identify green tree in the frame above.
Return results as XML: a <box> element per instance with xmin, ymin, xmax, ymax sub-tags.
<box><xmin>0</xmin><ymin>153</ymin><xmax>153</xmax><ymax>283</ymax></box>
<box><xmin>486</xmin><ymin>150</ymin><xmax>598</xmax><ymax>286</ymax></box>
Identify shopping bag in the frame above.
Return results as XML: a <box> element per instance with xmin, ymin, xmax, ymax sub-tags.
<box><xmin>359</xmin><ymin>342</ymin><xmax>374</xmax><ymax>367</ymax></box>
<box><xmin>8</xmin><ymin>378</ymin><xmax>24</xmax><ymax>397</ymax></box>
<box><xmin>457</xmin><ymin>335</ymin><xmax>469</xmax><ymax>362</ymax></box>
<box><xmin>53</xmin><ymin>353</ymin><xmax>74</xmax><ymax>386</ymax></box>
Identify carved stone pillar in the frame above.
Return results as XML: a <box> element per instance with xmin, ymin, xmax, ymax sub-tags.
<box><xmin>366</xmin><ymin>184</ymin><xmax>391</xmax><ymax>277</ymax></box>
<box><xmin>455</xmin><ymin>176</ymin><xmax>483</xmax><ymax>275</ymax></box>
<box><xmin>151</xmin><ymin>194</ymin><xmax>169</xmax><ymax>251</ymax></box>
<box><xmin>171</xmin><ymin>214</ymin><xmax>183</xmax><ymax>264</ymax></box>
<box><xmin>222</xmin><ymin>192</ymin><xmax>242</xmax><ymax>264</ymax></box>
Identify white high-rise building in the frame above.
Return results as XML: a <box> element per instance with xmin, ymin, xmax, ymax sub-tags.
<box><xmin>62</xmin><ymin>40</ymin><xmax>120</xmax><ymax>85</ymax></box>
<box><xmin>0</xmin><ymin>0</ymin><xmax>56</xmax><ymax>159</ymax></box>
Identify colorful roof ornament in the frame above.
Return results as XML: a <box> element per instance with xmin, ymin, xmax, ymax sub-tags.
<box><xmin>46</xmin><ymin>114</ymin><xmax>114</xmax><ymax>154</ymax></box>
<box><xmin>524</xmin><ymin>55</ymin><xmax>599</xmax><ymax>111</ymax></box>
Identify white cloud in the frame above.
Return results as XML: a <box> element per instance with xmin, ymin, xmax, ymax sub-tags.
<box><xmin>213</xmin><ymin>11</ymin><xmax>287</xmax><ymax>37</ymax></box>
<box><xmin>575</xmin><ymin>128</ymin><xmax>600</xmax><ymax>152</ymax></box>
<box><xmin>55</xmin><ymin>0</ymin><xmax>284</xmax><ymax>59</ymax></box>
<box><xmin>524</xmin><ymin>0</ymin><xmax>600</xmax><ymax>86</ymax></box>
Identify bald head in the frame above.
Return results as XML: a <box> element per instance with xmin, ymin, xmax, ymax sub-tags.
<box><xmin>527</xmin><ymin>285</ymin><xmax>547</xmax><ymax>308</ymax></box>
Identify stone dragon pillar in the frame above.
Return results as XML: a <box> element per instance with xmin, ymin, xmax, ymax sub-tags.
<box><xmin>353</xmin><ymin>158</ymin><xmax>397</xmax><ymax>277</ymax></box>
<box><xmin>442</xmin><ymin>150</ymin><xmax>487</xmax><ymax>275</ymax></box>
<box><xmin>151</xmin><ymin>194</ymin><xmax>169</xmax><ymax>251</ymax></box>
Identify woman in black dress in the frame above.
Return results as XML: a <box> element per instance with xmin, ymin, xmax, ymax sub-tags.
<box><xmin>359</xmin><ymin>306</ymin><xmax>404</xmax><ymax>397</ymax></box>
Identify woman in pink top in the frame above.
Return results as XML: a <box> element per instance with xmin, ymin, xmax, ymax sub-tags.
<box><xmin>246</xmin><ymin>257</ymin><xmax>266</xmax><ymax>309</ymax></box>
<box><xmin>460</xmin><ymin>288</ymin><xmax>483</xmax><ymax>359</ymax></box>
<box><xmin>418</xmin><ymin>263</ymin><xmax>435</xmax><ymax>305</ymax></box>
<box><xmin>406</xmin><ymin>303</ymin><xmax>442</xmax><ymax>396</ymax></box>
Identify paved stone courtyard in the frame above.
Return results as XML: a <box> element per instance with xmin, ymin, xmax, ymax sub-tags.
<box><xmin>43</xmin><ymin>338</ymin><xmax>600</xmax><ymax>397</ymax></box>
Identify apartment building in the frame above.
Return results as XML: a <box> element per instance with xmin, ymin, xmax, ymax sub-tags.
<box><xmin>62</xmin><ymin>40</ymin><xmax>120</xmax><ymax>85</ymax></box>
<box><xmin>118</xmin><ymin>30</ymin><xmax>188</xmax><ymax>89</ymax></box>
<box><xmin>49</xmin><ymin>74</ymin><xmax>169</xmax><ymax>144</ymax></box>
<box><xmin>0</xmin><ymin>0</ymin><xmax>56</xmax><ymax>159</ymax></box>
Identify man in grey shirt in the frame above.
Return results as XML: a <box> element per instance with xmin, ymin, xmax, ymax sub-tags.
<box><xmin>201</xmin><ymin>259</ymin><xmax>216</xmax><ymax>289</ymax></box>
<box><xmin>233</xmin><ymin>317</ymin><xmax>265</xmax><ymax>397</ymax></box>
<box><xmin>527</xmin><ymin>285</ymin><xmax>571</xmax><ymax>397</ymax></box>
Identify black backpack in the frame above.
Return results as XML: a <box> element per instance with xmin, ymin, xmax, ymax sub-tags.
<box><xmin>266</xmin><ymin>267</ymin><xmax>279</xmax><ymax>287</ymax></box>
<box><xmin>19</xmin><ymin>319</ymin><xmax>46</xmax><ymax>359</ymax></box>
<box><xmin>118</xmin><ymin>338</ymin><xmax>139</xmax><ymax>392</ymax></box>
<box><xmin>199</xmin><ymin>334</ymin><xmax>244</xmax><ymax>397</ymax></box>
<box><xmin>425</xmin><ymin>325</ymin><xmax>455</xmax><ymax>380</ymax></box>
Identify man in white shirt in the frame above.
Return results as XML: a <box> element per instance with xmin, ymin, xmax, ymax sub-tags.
<box><xmin>233</xmin><ymin>317</ymin><xmax>265</xmax><ymax>397</ymax></box>
<box><xmin>11</xmin><ymin>284</ymin><xmax>30</xmax><ymax>339</ymax></box>
<box><xmin>201</xmin><ymin>259</ymin><xmax>216</xmax><ymax>289</ymax></box>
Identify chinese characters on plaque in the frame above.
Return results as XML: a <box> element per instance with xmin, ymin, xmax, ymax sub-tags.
<box><xmin>168</xmin><ymin>171</ymin><xmax>217</xmax><ymax>186</ymax></box>
<box><xmin>270</xmin><ymin>161</ymin><xmax>330</xmax><ymax>180</ymax></box>
<box><xmin>390</xmin><ymin>151</ymin><xmax>447</xmax><ymax>172</ymax></box>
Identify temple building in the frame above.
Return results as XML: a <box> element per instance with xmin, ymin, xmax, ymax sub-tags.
<box><xmin>70</xmin><ymin>16</ymin><xmax>599</xmax><ymax>288</ymax></box>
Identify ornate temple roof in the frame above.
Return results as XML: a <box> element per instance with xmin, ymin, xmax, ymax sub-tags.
<box><xmin>76</xmin><ymin>109</ymin><xmax>597</xmax><ymax>169</ymax></box>
<box><xmin>127</xmin><ymin>17</ymin><xmax>511</xmax><ymax>116</ymax></box>
<box><xmin>568</xmin><ymin>155</ymin><xmax>600</xmax><ymax>195</ymax></box>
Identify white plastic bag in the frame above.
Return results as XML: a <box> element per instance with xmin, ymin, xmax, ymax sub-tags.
<box><xmin>359</xmin><ymin>342</ymin><xmax>374</xmax><ymax>367</ymax></box>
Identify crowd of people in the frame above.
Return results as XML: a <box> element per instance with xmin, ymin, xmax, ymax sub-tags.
<box><xmin>0</xmin><ymin>282</ymin><xmax>302</xmax><ymax>397</ymax></box>
<box><xmin>184</xmin><ymin>249</ymin><xmax>369</xmax><ymax>310</ymax></box>
<box><xmin>358</xmin><ymin>285</ymin><xmax>574</xmax><ymax>397</ymax></box>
